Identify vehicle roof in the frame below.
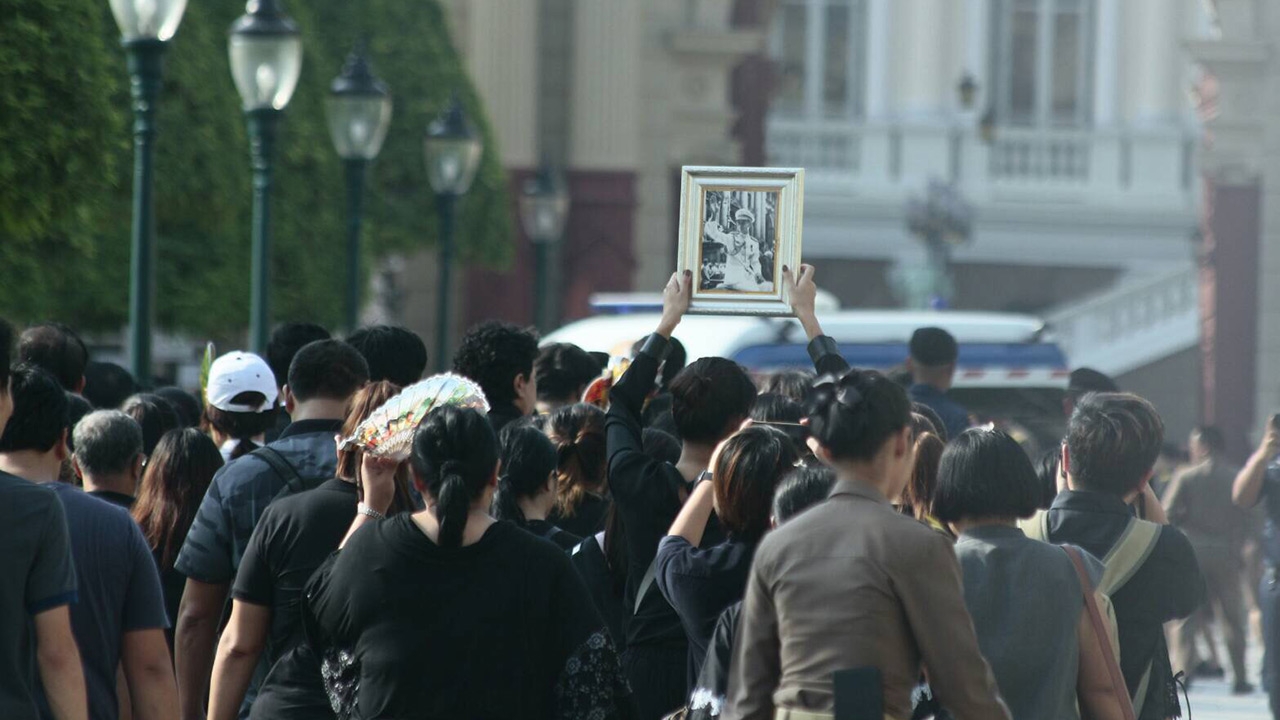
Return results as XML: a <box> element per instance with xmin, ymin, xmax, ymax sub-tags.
<box><xmin>543</xmin><ymin>310</ymin><xmax>1049</xmax><ymax>360</ymax></box>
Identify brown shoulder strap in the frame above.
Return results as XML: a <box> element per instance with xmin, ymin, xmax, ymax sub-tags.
<box><xmin>1064</xmin><ymin>546</ymin><xmax>1136</xmax><ymax>720</ymax></box>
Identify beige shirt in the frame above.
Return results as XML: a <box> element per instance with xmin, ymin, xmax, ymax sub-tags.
<box><xmin>724</xmin><ymin>479</ymin><xmax>1011</xmax><ymax>720</ymax></box>
<box><xmin>1163</xmin><ymin>457</ymin><xmax>1246</xmax><ymax>552</ymax></box>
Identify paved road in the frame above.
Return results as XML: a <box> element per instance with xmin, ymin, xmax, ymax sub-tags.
<box><xmin>1185</xmin><ymin>637</ymin><xmax>1269</xmax><ymax>720</ymax></box>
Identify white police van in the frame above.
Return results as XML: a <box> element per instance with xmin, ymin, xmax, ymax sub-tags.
<box><xmin>543</xmin><ymin>294</ymin><xmax>1071</xmax><ymax>452</ymax></box>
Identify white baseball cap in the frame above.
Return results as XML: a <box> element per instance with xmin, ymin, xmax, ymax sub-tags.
<box><xmin>206</xmin><ymin>352</ymin><xmax>279</xmax><ymax>413</ymax></box>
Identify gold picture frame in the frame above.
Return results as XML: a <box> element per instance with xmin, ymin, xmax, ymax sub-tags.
<box><xmin>676</xmin><ymin>166</ymin><xmax>804</xmax><ymax>316</ymax></box>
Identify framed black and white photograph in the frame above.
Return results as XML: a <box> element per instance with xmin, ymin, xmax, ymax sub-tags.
<box><xmin>677</xmin><ymin>166</ymin><xmax>804</xmax><ymax>315</ymax></box>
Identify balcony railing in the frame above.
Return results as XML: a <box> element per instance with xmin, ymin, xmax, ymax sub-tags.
<box><xmin>765</xmin><ymin>117</ymin><xmax>1195</xmax><ymax>204</ymax></box>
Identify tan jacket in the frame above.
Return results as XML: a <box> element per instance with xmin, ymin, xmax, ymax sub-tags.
<box><xmin>723</xmin><ymin>479</ymin><xmax>1011</xmax><ymax>720</ymax></box>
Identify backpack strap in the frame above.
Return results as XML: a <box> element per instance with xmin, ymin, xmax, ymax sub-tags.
<box><xmin>252</xmin><ymin>446</ymin><xmax>306</xmax><ymax>501</ymax></box>
<box><xmin>1063</xmin><ymin>546</ymin><xmax>1136</xmax><ymax>720</ymax></box>
<box><xmin>1098</xmin><ymin>518</ymin><xmax>1162</xmax><ymax>596</ymax></box>
<box><xmin>634</xmin><ymin>558</ymin><xmax>659</xmax><ymax>616</ymax></box>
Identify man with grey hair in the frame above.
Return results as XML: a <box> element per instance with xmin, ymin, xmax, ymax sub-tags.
<box><xmin>73</xmin><ymin>410</ymin><xmax>145</xmax><ymax>510</ymax></box>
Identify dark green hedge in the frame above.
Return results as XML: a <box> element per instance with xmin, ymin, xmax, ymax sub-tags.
<box><xmin>0</xmin><ymin>0</ymin><xmax>510</xmax><ymax>337</ymax></box>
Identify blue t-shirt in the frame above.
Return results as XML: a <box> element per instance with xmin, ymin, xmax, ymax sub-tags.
<box><xmin>908</xmin><ymin>383</ymin><xmax>971</xmax><ymax>441</ymax></box>
<box><xmin>40</xmin><ymin>483</ymin><xmax>168</xmax><ymax>720</ymax></box>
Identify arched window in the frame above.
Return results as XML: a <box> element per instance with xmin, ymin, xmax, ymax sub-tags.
<box><xmin>769</xmin><ymin>0</ymin><xmax>867</xmax><ymax>121</ymax></box>
<box><xmin>991</xmin><ymin>0</ymin><xmax>1094</xmax><ymax>127</ymax></box>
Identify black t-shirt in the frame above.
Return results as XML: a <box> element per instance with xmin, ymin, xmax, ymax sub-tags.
<box><xmin>654</xmin><ymin>535</ymin><xmax>756</xmax><ymax>688</ymax></box>
<box><xmin>524</xmin><ymin>519</ymin><xmax>583</xmax><ymax>551</ymax></box>
<box><xmin>555</xmin><ymin>493</ymin><xmax>610</xmax><ymax>538</ymax></box>
<box><xmin>306</xmin><ymin>516</ymin><xmax>633</xmax><ymax>719</ymax></box>
<box><xmin>87</xmin><ymin>489</ymin><xmax>135</xmax><ymax>510</ymax></box>
<box><xmin>233</xmin><ymin>478</ymin><xmax>358</xmax><ymax>720</ymax></box>
<box><xmin>0</xmin><ymin>473</ymin><xmax>78</xmax><ymax>720</ymax></box>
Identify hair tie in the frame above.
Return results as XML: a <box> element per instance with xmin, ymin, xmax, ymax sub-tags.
<box><xmin>440</xmin><ymin>460</ymin><xmax>466</xmax><ymax>478</ymax></box>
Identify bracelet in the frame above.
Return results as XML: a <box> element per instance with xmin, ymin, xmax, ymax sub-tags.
<box><xmin>357</xmin><ymin>502</ymin><xmax>386</xmax><ymax>520</ymax></box>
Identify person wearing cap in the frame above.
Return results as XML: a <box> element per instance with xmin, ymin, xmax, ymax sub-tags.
<box><xmin>704</xmin><ymin>207</ymin><xmax>767</xmax><ymax>291</ymax></box>
<box><xmin>905</xmin><ymin>327</ymin><xmax>971</xmax><ymax>442</ymax></box>
<box><xmin>174</xmin><ymin>341</ymin><xmax>369</xmax><ymax>720</ymax></box>
<box><xmin>201</xmin><ymin>352</ymin><xmax>282</xmax><ymax>462</ymax></box>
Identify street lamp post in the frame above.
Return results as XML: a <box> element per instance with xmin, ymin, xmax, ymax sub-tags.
<box><xmin>326</xmin><ymin>45</ymin><xmax>392</xmax><ymax>332</ymax></box>
<box><xmin>109</xmin><ymin>0</ymin><xmax>187</xmax><ymax>386</ymax></box>
<box><xmin>519</xmin><ymin>165</ymin><xmax>570</xmax><ymax>332</ymax></box>
<box><xmin>905</xmin><ymin>179</ymin><xmax>973</xmax><ymax>309</ymax></box>
<box><xmin>228</xmin><ymin>0</ymin><xmax>303</xmax><ymax>353</ymax></box>
<box><xmin>423</xmin><ymin>96</ymin><xmax>482</xmax><ymax>370</ymax></box>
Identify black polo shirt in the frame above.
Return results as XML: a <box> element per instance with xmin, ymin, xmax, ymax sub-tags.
<box><xmin>1043</xmin><ymin>490</ymin><xmax>1205</xmax><ymax>719</ymax></box>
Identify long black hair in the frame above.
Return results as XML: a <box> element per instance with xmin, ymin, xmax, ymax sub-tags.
<box><xmin>491</xmin><ymin>422</ymin><xmax>557</xmax><ymax>526</ymax></box>
<box><xmin>410</xmin><ymin>406</ymin><xmax>499</xmax><ymax>548</ymax></box>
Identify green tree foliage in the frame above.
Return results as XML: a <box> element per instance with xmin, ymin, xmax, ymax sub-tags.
<box><xmin>0</xmin><ymin>0</ymin><xmax>510</xmax><ymax>337</ymax></box>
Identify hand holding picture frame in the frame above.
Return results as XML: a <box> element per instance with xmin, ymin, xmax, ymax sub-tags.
<box><xmin>676</xmin><ymin>166</ymin><xmax>804</xmax><ymax>316</ymax></box>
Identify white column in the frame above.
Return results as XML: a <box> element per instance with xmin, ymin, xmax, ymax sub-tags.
<box><xmin>804</xmin><ymin>0</ymin><xmax>825</xmax><ymax>119</ymax></box>
<box><xmin>569</xmin><ymin>2</ymin><xmax>642</xmax><ymax>169</ymax></box>
<box><xmin>1128</xmin><ymin>0</ymin><xmax>1181</xmax><ymax>125</ymax></box>
<box><xmin>1093</xmin><ymin>0</ymin><xmax>1119</xmax><ymax>127</ymax></box>
<box><xmin>463</xmin><ymin>0</ymin><xmax>539</xmax><ymax>167</ymax></box>
<box><xmin>865</xmin><ymin>0</ymin><xmax>890</xmax><ymax>120</ymax></box>
<box><xmin>898</xmin><ymin>0</ymin><xmax>948</xmax><ymax>119</ymax></box>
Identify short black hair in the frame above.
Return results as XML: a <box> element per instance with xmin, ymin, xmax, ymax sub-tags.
<box><xmin>535</xmin><ymin>343</ymin><xmax>603</xmax><ymax>404</ymax></box>
<box><xmin>773</xmin><ymin>465</ymin><xmax>835</xmax><ymax>523</ymax></box>
<box><xmin>669</xmin><ymin>358</ymin><xmax>757</xmax><ymax>444</ymax></box>
<box><xmin>911</xmin><ymin>403</ymin><xmax>948</xmax><ymax>443</ymax></box>
<box><xmin>286</xmin><ymin>340</ymin><xmax>370</xmax><ymax>402</ymax></box>
<box><xmin>452</xmin><ymin>322</ymin><xmax>540</xmax><ymax>407</ymax></box>
<box><xmin>64</xmin><ymin>392</ymin><xmax>93</xmax><ymax>452</ymax></box>
<box><xmin>1067</xmin><ymin>368</ymin><xmax>1118</xmax><ymax>403</ymax></box>
<box><xmin>0</xmin><ymin>364</ymin><xmax>69</xmax><ymax>454</ymax></box>
<box><xmin>760</xmin><ymin>371</ymin><xmax>813</xmax><ymax>403</ymax></box>
<box><xmin>347</xmin><ymin>325</ymin><xmax>428</xmax><ymax>387</ymax></box>
<box><xmin>0</xmin><ymin>319</ymin><xmax>12</xmax><ymax>388</ymax></box>
<box><xmin>805</xmin><ymin>368</ymin><xmax>911</xmax><ymax>462</ymax></box>
<box><xmin>909</xmin><ymin>327</ymin><xmax>958</xmax><ymax>367</ymax></box>
<box><xmin>267</xmin><ymin>322</ymin><xmax>331</xmax><ymax>389</ymax></box>
<box><xmin>1034</xmin><ymin>448</ymin><xmax>1060</xmax><ymax>510</ymax></box>
<box><xmin>642</xmin><ymin>427</ymin><xmax>682</xmax><ymax>465</ymax></box>
<box><xmin>154</xmin><ymin>386</ymin><xmax>202</xmax><ymax>428</ymax></box>
<box><xmin>1066</xmin><ymin>392</ymin><xmax>1164</xmax><ymax>497</ymax></box>
<box><xmin>934</xmin><ymin>429</ymin><xmax>1042</xmax><ymax>523</ymax></box>
<box><xmin>750</xmin><ymin>393</ymin><xmax>807</xmax><ymax>454</ymax></box>
<box><xmin>1192</xmin><ymin>425</ymin><xmax>1225</xmax><ymax>454</ymax></box>
<box><xmin>19</xmin><ymin>323</ymin><xmax>89</xmax><ymax>391</ymax></box>
<box><xmin>83</xmin><ymin>361</ymin><xmax>138</xmax><ymax>410</ymax></box>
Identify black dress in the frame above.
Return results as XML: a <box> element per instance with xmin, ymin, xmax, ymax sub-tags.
<box><xmin>305</xmin><ymin>516</ymin><xmax>635</xmax><ymax>720</ymax></box>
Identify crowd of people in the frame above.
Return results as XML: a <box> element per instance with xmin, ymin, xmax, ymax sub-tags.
<box><xmin>0</xmin><ymin>263</ymin><xmax>1275</xmax><ymax>720</ymax></box>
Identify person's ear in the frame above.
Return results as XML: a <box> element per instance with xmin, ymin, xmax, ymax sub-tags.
<box><xmin>282</xmin><ymin>386</ymin><xmax>297</xmax><ymax>414</ymax></box>
<box><xmin>71</xmin><ymin>455</ymin><xmax>85</xmax><ymax>481</ymax></box>
<box><xmin>55</xmin><ymin>429</ymin><xmax>69</xmax><ymax>463</ymax></box>
<box><xmin>132</xmin><ymin>453</ymin><xmax>145</xmax><ymax>480</ymax></box>
<box><xmin>75</xmin><ymin>375</ymin><xmax>87</xmax><ymax>394</ymax></box>
<box><xmin>410</xmin><ymin>465</ymin><xmax>429</xmax><ymax>495</ymax></box>
<box><xmin>1059</xmin><ymin>443</ymin><xmax>1073</xmax><ymax>491</ymax></box>
<box><xmin>895</xmin><ymin>426</ymin><xmax>911</xmax><ymax>459</ymax></box>
<box><xmin>808</xmin><ymin>439</ymin><xmax>835</xmax><ymax>466</ymax></box>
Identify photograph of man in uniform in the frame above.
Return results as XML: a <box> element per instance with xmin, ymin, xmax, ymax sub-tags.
<box><xmin>700</xmin><ymin>193</ymin><xmax>776</xmax><ymax>292</ymax></box>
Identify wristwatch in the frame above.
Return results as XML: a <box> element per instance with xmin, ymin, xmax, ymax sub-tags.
<box><xmin>695</xmin><ymin>470</ymin><xmax>713</xmax><ymax>486</ymax></box>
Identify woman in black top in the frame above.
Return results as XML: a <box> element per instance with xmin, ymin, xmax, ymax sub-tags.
<box><xmin>547</xmin><ymin>404</ymin><xmax>611</xmax><ymax>537</ymax></box>
<box><xmin>654</xmin><ymin>424</ymin><xmax>797</xmax><ymax>687</ymax></box>
<box><xmin>306</xmin><ymin>406</ymin><xmax>634</xmax><ymax>720</ymax></box>
<box><xmin>131</xmin><ymin>428</ymin><xmax>224</xmax><ymax>649</ymax></box>
<box><xmin>207</xmin><ymin>381</ymin><xmax>404</xmax><ymax>720</ymax></box>
<box><xmin>607</xmin><ymin>271</ymin><xmax>755</xmax><ymax>720</ymax></box>
<box><xmin>492</xmin><ymin>422</ymin><xmax>582</xmax><ymax>550</ymax></box>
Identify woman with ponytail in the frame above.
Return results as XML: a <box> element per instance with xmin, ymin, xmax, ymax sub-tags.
<box><xmin>305</xmin><ymin>405</ymin><xmax>635</xmax><ymax>719</ymax></box>
<box><xmin>491</xmin><ymin>422</ymin><xmax>581</xmax><ymax>550</ymax></box>
<box><xmin>547</xmin><ymin>403</ymin><xmax>611</xmax><ymax>537</ymax></box>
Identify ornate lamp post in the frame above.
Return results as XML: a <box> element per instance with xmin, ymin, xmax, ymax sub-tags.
<box><xmin>109</xmin><ymin>0</ymin><xmax>187</xmax><ymax>385</ymax></box>
<box><xmin>228</xmin><ymin>0</ymin><xmax>303</xmax><ymax>352</ymax></box>
<box><xmin>905</xmin><ymin>179</ymin><xmax>973</xmax><ymax>309</ymax></box>
<box><xmin>423</xmin><ymin>96</ymin><xmax>482</xmax><ymax>370</ymax></box>
<box><xmin>326</xmin><ymin>45</ymin><xmax>392</xmax><ymax>332</ymax></box>
<box><xmin>519</xmin><ymin>165</ymin><xmax>570</xmax><ymax>332</ymax></box>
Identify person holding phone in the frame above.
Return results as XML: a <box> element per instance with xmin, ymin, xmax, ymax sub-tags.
<box><xmin>1232</xmin><ymin>413</ymin><xmax>1280</xmax><ymax>717</ymax></box>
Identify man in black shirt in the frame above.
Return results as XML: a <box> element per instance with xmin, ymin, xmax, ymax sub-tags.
<box><xmin>1231</xmin><ymin>415</ymin><xmax>1280</xmax><ymax>717</ymax></box>
<box><xmin>453</xmin><ymin>321</ymin><xmax>540</xmax><ymax>433</ymax></box>
<box><xmin>72</xmin><ymin>410</ymin><xmax>145</xmax><ymax>509</ymax></box>
<box><xmin>1043</xmin><ymin>393</ymin><xmax>1204</xmax><ymax>719</ymax></box>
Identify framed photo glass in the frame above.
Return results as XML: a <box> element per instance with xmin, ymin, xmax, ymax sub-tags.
<box><xmin>676</xmin><ymin>166</ymin><xmax>804</xmax><ymax>316</ymax></box>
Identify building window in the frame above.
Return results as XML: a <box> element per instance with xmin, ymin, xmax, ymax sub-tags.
<box><xmin>769</xmin><ymin>0</ymin><xmax>867</xmax><ymax>120</ymax></box>
<box><xmin>992</xmin><ymin>0</ymin><xmax>1094</xmax><ymax>127</ymax></box>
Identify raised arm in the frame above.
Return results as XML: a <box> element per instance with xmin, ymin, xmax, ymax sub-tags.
<box><xmin>785</xmin><ymin>265</ymin><xmax>849</xmax><ymax>376</ymax></box>
<box><xmin>1234</xmin><ymin>419</ymin><xmax>1279</xmax><ymax>508</ymax></box>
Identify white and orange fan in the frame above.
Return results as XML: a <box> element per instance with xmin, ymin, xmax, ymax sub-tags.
<box><xmin>338</xmin><ymin>374</ymin><xmax>489</xmax><ymax>460</ymax></box>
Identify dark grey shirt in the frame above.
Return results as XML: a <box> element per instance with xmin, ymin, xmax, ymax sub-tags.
<box><xmin>955</xmin><ymin>525</ymin><xmax>1102</xmax><ymax>720</ymax></box>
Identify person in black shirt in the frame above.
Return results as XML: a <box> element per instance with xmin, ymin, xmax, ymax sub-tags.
<box><xmin>655</xmin><ymin>424</ymin><xmax>797</xmax><ymax>687</ymax></box>
<box><xmin>608</xmin><ymin>270</ymin><xmax>756</xmax><ymax>720</ymax></box>
<box><xmin>535</xmin><ymin>342</ymin><xmax>604</xmax><ymax>414</ymax></box>
<box><xmin>207</xmin><ymin>381</ymin><xmax>403</xmax><ymax>720</ymax></box>
<box><xmin>492</xmin><ymin>421</ymin><xmax>582</xmax><ymax>550</ymax></box>
<box><xmin>548</xmin><ymin>403</ymin><xmax>612</xmax><ymax>537</ymax></box>
<box><xmin>132</xmin><ymin>428</ymin><xmax>224</xmax><ymax>648</ymax></box>
<box><xmin>72</xmin><ymin>410</ymin><xmax>145</xmax><ymax>509</ymax></box>
<box><xmin>306</xmin><ymin>405</ymin><xmax>634</xmax><ymax>719</ymax></box>
<box><xmin>453</xmin><ymin>321</ymin><xmax>540</xmax><ymax>433</ymax></box>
